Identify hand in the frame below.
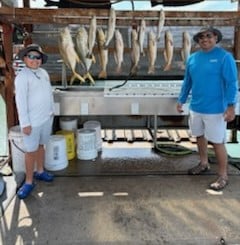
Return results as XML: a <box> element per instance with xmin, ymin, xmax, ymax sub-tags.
<box><xmin>224</xmin><ymin>106</ymin><xmax>235</xmax><ymax>122</ymax></box>
<box><xmin>176</xmin><ymin>103</ymin><xmax>184</xmax><ymax>113</ymax></box>
<box><xmin>22</xmin><ymin>126</ymin><xmax>32</xmax><ymax>135</ymax></box>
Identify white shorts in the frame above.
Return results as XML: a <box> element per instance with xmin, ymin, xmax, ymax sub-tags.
<box><xmin>22</xmin><ymin>117</ymin><xmax>53</xmax><ymax>152</ymax></box>
<box><xmin>188</xmin><ymin>110</ymin><xmax>227</xmax><ymax>144</ymax></box>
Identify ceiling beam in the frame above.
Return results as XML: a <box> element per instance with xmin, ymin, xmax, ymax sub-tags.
<box><xmin>0</xmin><ymin>7</ymin><xmax>239</xmax><ymax>26</ymax></box>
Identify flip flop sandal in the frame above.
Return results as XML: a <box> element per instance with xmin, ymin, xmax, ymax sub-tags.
<box><xmin>17</xmin><ymin>183</ymin><xmax>35</xmax><ymax>199</ymax></box>
<box><xmin>209</xmin><ymin>176</ymin><xmax>228</xmax><ymax>191</ymax></box>
<box><xmin>188</xmin><ymin>163</ymin><xmax>210</xmax><ymax>175</ymax></box>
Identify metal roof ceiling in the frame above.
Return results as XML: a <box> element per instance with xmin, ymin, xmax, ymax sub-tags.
<box><xmin>43</xmin><ymin>0</ymin><xmax>204</xmax><ymax>8</ymax></box>
<box><xmin>1</xmin><ymin>0</ymin><xmax>204</xmax><ymax>8</ymax></box>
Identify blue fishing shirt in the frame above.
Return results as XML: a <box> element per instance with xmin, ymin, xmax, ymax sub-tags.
<box><xmin>178</xmin><ymin>46</ymin><xmax>238</xmax><ymax>114</ymax></box>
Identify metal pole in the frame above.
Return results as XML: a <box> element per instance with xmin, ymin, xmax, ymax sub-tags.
<box><xmin>153</xmin><ymin>114</ymin><xmax>157</xmax><ymax>148</ymax></box>
<box><xmin>62</xmin><ymin>63</ymin><xmax>67</xmax><ymax>88</ymax></box>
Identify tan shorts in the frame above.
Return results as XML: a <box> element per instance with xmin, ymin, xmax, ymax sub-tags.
<box><xmin>188</xmin><ymin>110</ymin><xmax>227</xmax><ymax>144</ymax></box>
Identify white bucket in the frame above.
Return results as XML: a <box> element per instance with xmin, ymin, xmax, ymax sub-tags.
<box><xmin>45</xmin><ymin>135</ymin><xmax>68</xmax><ymax>171</ymax></box>
<box><xmin>9</xmin><ymin>125</ymin><xmax>25</xmax><ymax>173</ymax></box>
<box><xmin>83</xmin><ymin>120</ymin><xmax>102</xmax><ymax>151</ymax></box>
<box><xmin>77</xmin><ymin>129</ymin><xmax>97</xmax><ymax>160</ymax></box>
<box><xmin>60</xmin><ymin>117</ymin><xmax>78</xmax><ymax>131</ymax></box>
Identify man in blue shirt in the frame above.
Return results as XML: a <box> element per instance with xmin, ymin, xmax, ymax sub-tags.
<box><xmin>177</xmin><ymin>27</ymin><xmax>238</xmax><ymax>191</ymax></box>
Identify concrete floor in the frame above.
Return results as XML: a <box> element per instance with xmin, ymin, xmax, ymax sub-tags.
<box><xmin>1</xmin><ymin>142</ymin><xmax>240</xmax><ymax>245</ymax></box>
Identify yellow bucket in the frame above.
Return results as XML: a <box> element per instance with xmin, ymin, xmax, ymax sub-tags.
<box><xmin>56</xmin><ymin>130</ymin><xmax>75</xmax><ymax>160</ymax></box>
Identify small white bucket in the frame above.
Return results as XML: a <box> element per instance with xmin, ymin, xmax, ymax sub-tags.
<box><xmin>45</xmin><ymin>135</ymin><xmax>68</xmax><ymax>171</ymax></box>
<box><xmin>9</xmin><ymin>125</ymin><xmax>25</xmax><ymax>173</ymax></box>
<box><xmin>60</xmin><ymin>117</ymin><xmax>78</xmax><ymax>131</ymax></box>
<box><xmin>77</xmin><ymin>129</ymin><xmax>97</xmax><ymax>160</ymax></box>
<box><xmin>83</xmin><ymin>120</ymin><xmax>102</xmax><ymax>151</ymax></box>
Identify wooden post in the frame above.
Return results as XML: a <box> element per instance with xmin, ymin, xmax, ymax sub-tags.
<box><xmin>235</xmin><ymin>0</ymin><xmax>240</xmax><ymax>68</ymax></box>
<box><xmin>2</xmin><ymin>23</ymin><xmax>18</xmax><ymax>128</ymax></box>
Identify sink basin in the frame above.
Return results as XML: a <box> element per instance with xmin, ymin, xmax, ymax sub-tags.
<box><xmin>55</xmin><ymin>87</ymin><xmax>104</xmax><ymax>92</ymax></box>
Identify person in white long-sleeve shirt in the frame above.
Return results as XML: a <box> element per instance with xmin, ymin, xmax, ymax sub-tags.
<box><xmin>15</xmin><ymin>44</ymin><xmax>54</xmax><ymax>199</ymax></box>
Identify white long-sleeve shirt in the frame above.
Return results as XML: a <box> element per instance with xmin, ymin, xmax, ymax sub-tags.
<box><xmin>15</xmin><ymin>66</ymin><xmax>54</xmax><ymax>128</ymax></box>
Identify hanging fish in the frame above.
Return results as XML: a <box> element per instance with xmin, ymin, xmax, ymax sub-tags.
<box><xmin>114</xmin><ymin>29</ymin><xmax>124</xmax><ymax>74</ymax></box>
<box><xmin>157</xmin><ymin>9</ymin><xmax>165</xmax><ymax>42</ymax></box>
<box><xmin>58</xmin><ymin>26</ymin><xmax>85</xmax><ymax>85</ymax></box>
<box><xmin>87</xmin><ymin>15</ymin><xmax>97</xmax><ymax>59</ymax></box>
<box><xmin>147</xmin><ymin>31</ymin><xmax>157</xmax><ymax>74</ymax></box>
<box><xmin>163</xmin><ymin>30</ymin><xmax>174</xmax><ymax>71</ymax></box>
<box><xmin>104</xmin><ymin>8</ymin><xmax>116</xmax><ymax>48</ymax></box>
<box><xmin>138</xmin><ymin>18</ymin><xmax>146</xmax><ymax>56</ymax></box>
<box><xmin>97</xmin><ymin>28</ymin><xmax>108</xmax><ymax>79</ymax></box>
<box><xmin>75</xmin><ymin>26</ymin><xmax>95</xmax><ymax>85</ymax></box>
<box><xmin>181</xmin><ymin>31</ymin><xmax>191</xmax><ymax>70</ymax></box>
<box><xmin>130</xmin><ymin>29</ymin><xmax>140</xmax><ymax>76</ymax></box>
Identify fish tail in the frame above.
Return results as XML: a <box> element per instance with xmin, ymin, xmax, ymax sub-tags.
<box><xmin>98</xmin><ymin>70</ymin><xmax>107</xmax><ymax>79</ymax></box>
<box><xmin>69</xmin><ymin>75</ymin><xmax>75</xmax><ymax>85</ymax></box>
<box><xmin>130</xmin><ymin>65</ymin><xmax>138</xmax><ymax>76</ymax></box>
<box><xmin>163</xmin><ymin>64</ymin><xmax>171</xmax><ymax>71</ymax></box>
<box><xmin>179</xmin><ymin>61</ymin><xmax>186</xmax><ymax>70</ymax></box>
<box><xmin>84</xmin><ymin>72</ymin><xmax>95</xmax><ymax>85</ymax></box>
<box><xmin>70</xmin><ymin>72</ymin><xmax>85</xmax><ymax>85</ymax></box>
<box><xmin>148</xmin><ymin>66</ymin><xmax>155</xmax><ymax>74</ymax></box>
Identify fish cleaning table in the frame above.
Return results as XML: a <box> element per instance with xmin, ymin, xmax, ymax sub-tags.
<box><xmin>54</xmin><ymin>80</ymin><xmax>185</xmax><ymax>146</ymax></box>
<box><xmin>53</xmin><ymin>80</ymin><xmax>188</xmax><ymax>116</ymax></box>
<box><xmin>53</xmin><ymin>80</ymin><xmax>240</xmax><ymax>145</ymax></box>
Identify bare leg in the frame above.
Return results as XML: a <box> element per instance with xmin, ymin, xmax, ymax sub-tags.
<box><xmin>34</xmin><ymin>144</ymin><xmax>54</xmax><ymax>182</ymax></box>
<box><xmin>17</xmin><ymin>152</ymin><xmax>36</xmax><ymax>199</ymax></box>
<box><xmin>208</xmin><ymin>143</ymin><xmax>229</xmax><ymax>190</ymax></box>
<box><xmin>196</xmin><ymin>135</ymin><xmax>209</xmax><ymax>165</ymax></box>
<box><xmin>36</xmin><ymin>144</ymin><xmax>45</xmax><ymax>173</ymax></box>
<box><xmin>212</xmin><ymin>143</ymin><xmax>228</xmax><ymax>179</ymax></box>
<box><xmin>25</xmin><ymin>144</ymin><xmax>45</xmax><ymax>183</ymax></box>
<box><xmin>188</xmin><ymin>135</ymin><xmax>210</xmax><ymax>175</ymax></box>
<box><xmin>25</xmin><ymin>151</ymin><xmax>37</xmax><ymax>184</ymax></box>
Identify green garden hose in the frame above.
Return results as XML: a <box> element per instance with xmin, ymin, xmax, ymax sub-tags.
<box><xmin>155</xmin><ymin>142</ymin><xmax>193</xmax><ymax>156</ymax></box>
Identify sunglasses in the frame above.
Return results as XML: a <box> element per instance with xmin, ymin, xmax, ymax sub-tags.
<box><xmin>26</xmin><ymin>54</ymin><xmax>42</xmax><ymax>60</ymax></box>
<box><xmin>198</xmin><ymin>33</ymin><xmax>214</xmax><ymax>40</ymax></box>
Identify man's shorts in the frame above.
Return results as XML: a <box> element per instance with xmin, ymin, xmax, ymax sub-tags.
<box><xmin>22</xmin><ymin>117</ymin><xmax>53</xmax><ymax>152</ymax></box>
<box><xmin>188</xmin><ymin>110</ymin><xmax>227</xmax><ymax>144</ymax></box>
